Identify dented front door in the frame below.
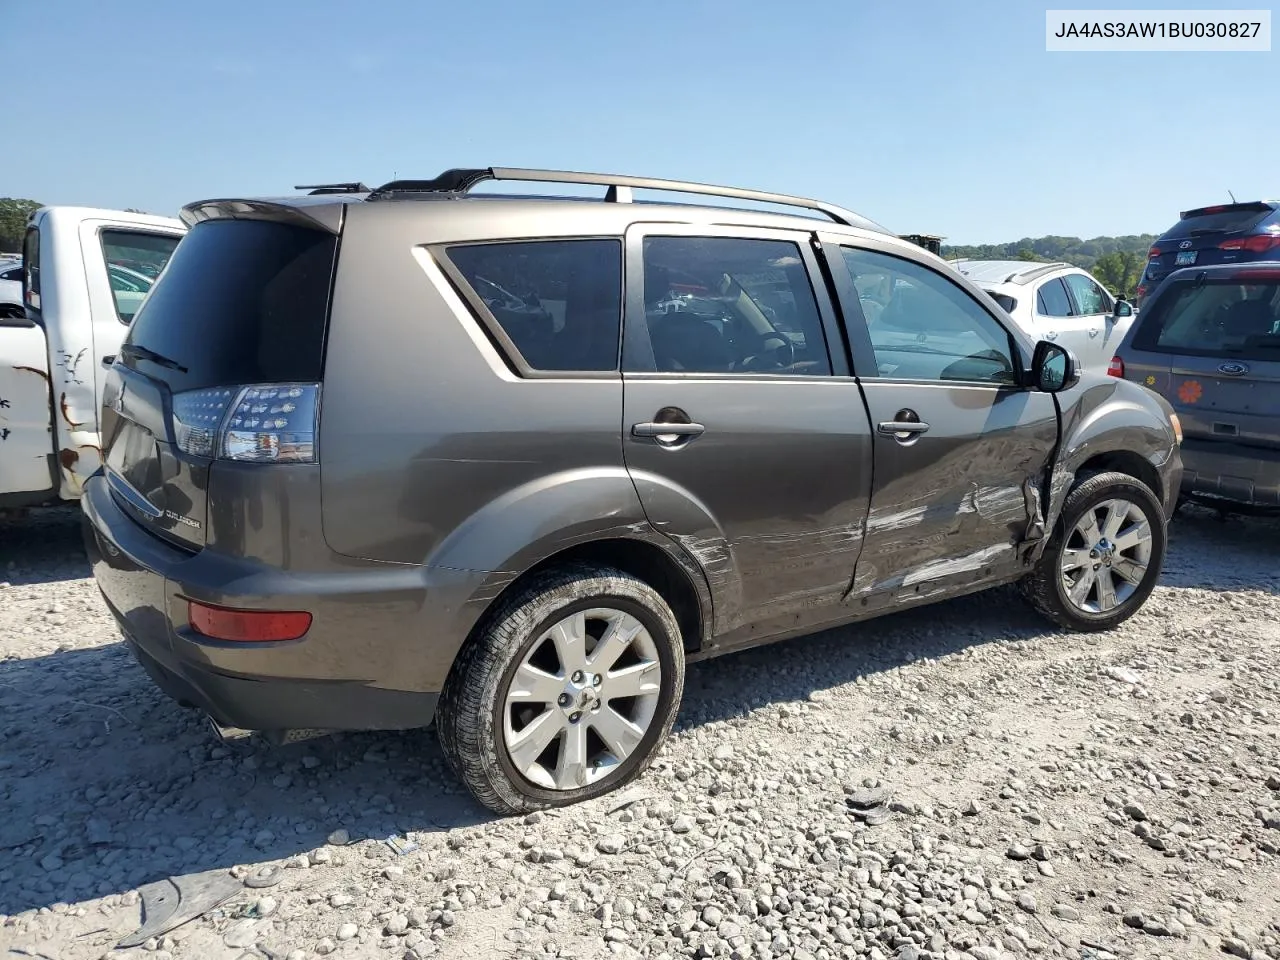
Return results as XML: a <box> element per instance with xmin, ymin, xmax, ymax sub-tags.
<box><xmin>822</xmin><ymin>237</ymin><xmax>1057</xmax><ymax>603</ymax></box>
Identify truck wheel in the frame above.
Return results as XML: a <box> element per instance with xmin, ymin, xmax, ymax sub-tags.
<box><xmin>436</xmin><ymin>564</ymin><xmax>685</xmax><ymax>815</ymax></box>
<box><xmin>1022</xmin><ymin>471</ymin><xmax>1167</xmax><ymax>632</ymax></box>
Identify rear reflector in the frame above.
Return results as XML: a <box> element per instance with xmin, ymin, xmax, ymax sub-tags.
<box><xmin>1218</xmin><ymin>234</ymin><xmax>1280</xmax><ymax>253</ymax></box>
<box><xmin>188</xmin><ymin>601</ymin><xmax>312</xmax><ymax>642</ymax></box>
<box><xmin>1107</xmin><ymin>356</ymin><xmax>1125</xmax><ymax>378</ymax></box>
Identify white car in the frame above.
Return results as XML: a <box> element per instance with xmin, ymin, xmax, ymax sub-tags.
<box><xmin>950</xmin><ymin>260</ymin><xmax>1135</xmax><ymax>372</ymax></box>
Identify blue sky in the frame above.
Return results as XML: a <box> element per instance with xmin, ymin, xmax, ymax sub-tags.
<box><xmin>4</xmin><ymin>0</ymin><xmax>1275</xmax><ymax>243</ymax></box>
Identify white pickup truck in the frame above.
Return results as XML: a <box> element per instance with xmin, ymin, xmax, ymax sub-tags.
<box><xmin>1</xmin><ymin>207</ymin><xmax>185</xmax><ymax>509</ymax></box>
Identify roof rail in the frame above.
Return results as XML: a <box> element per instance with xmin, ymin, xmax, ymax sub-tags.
<box><xmin>366</xmin><ymin>166</ymin><xmax>887</xmax><ymax>232</ymax></box>
<box><xmin>295</xmin><ymin>182</ymin><xmax>371</xmax><ymax>195</ymax></box>
<box><xmin>1005</xmin><ymin>261</ymin><xmax>1073</xmax><ymax>284</ymax></box>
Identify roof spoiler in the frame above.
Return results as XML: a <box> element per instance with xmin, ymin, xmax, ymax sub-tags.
<box><xmin>1179</xmin><ymin>200</ymin><xmax>1275</xmax><ymax>219</ymax></box>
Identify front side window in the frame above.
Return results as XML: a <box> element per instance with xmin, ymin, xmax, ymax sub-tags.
<box><xmin>101</xmin><ymin>230</ymin><xmax>182</xmax><ymax>323</ymax></box>
<box><xmin>445</xmin><ymin>239</ymin><xmax>622</xmax><ymax>373</ymax></box>
<box><xmin>840</xmin><ymin>247</ymin><xmax>1017</xmax><ymax>385</ymax></box>
<box><xmin>1035</xmin><ymin>277</ymin><xmax>1074</xmax><ymax>318</ymax></box>
<box><xmin>1063</xmin><ymin>273</ymin><xmax>1109</xmax><ymax>315</ymax></box>
<box><xmin>636</xmin><ymin>236</ymin><xmax>831</xmax><ymax>376</ymax></box>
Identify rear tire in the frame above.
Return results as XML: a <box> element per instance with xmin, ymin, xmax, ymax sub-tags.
<box><xmin>436</xmin><ymin>564</ymin><xmax>685</xmax><ymax>815</ymax></box>
<box><xmin>1022</xmin><ymin>471</ymin><xmax>1167</xmax><ymax>632</ymax></box>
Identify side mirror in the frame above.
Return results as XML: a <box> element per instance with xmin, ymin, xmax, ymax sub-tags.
<box><xmin>1032</xmin><ymin>340</ymin><xmax>1080</xmax><ymax>393</ymax></box>
<box><xmin>1113</xmin><ymin>300</ymin><xmax>1133</xmax><ymax>318</ymax></box>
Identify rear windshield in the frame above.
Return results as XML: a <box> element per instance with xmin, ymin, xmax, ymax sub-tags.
<box><xmin>124</xmin><ymin>219</ymin><xmax>337</xmax><ymax>391</ymax></box>
<box><xmin>1135</xmin><ymin>278</ymin><xmax>1280</xmax><ymax>360</ymax></box>
<box><xmin>1163</xmin><ymin>205</ymin><xmax>1276</xmax><ymax>239</ymax></box>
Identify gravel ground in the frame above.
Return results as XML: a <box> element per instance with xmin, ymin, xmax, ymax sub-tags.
<box><xmin>1</xmin><ymin>505</ymin><xmax>1278</xmax><ymax>960</ymax></box>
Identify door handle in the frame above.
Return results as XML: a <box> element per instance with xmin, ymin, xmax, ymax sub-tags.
<box><xmin>632</xmin><ymin>421</ymin><xmax>705</xmax><ymax>439</ymax></box>
<box><xmin>1089</xmin><ymin>328</ymin><xmax>1099</xmax><ymax>337</ymax></box>
<box><xmin>878</xmin><ymin>420</ymin><xmax>930</xmax><ymax>436</ymax></box>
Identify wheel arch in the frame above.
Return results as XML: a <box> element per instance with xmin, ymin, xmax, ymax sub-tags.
<box><xmin>466</xmin><ymin>536</ymin><xmax>711</xmax><ymax>658</ymax></box>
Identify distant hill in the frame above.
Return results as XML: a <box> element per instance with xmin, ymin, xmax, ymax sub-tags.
<box><xmin>941</xmin><ymin>234</ymin><xmax>1159</xmax><ymax>298</ymax></box>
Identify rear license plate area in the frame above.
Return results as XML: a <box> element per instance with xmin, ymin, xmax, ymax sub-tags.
<box><xmin>1175</xmin><ymin>251</ymin><xmax>1198</xmax><ymax>266</ymax></box>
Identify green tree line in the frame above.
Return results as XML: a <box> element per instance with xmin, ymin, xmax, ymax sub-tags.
<box><xmin>942</xmin><ymin>233</ymin><xmax>1158</xmax><ymax>298</ymax></box>
<box><xmin>0</xmin><ymin>198</ymin><xmax>42</xmax><ymax>253</ymax></box>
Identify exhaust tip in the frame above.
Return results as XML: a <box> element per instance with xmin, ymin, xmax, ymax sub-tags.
<box><xmin>208</xmin><ymin>716</ymin><xmax>255</xmax><ymax>743</ymax></box>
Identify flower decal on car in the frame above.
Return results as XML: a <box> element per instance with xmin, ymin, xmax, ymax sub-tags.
<box><xmin>1177</xmin><ymin>380</ymin><xmax>1203</xmax><ymax>404</ymax></box>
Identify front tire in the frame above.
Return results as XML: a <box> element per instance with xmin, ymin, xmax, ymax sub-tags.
<box><xmin>436</xmin><ymin>564</ymin><xmax>685</xmax><ymax>815</ymax></box>
<box><xmin>1022</xmin><ymin>471</ymin><xmax>1167</xmax><ymax>631</ymax></box>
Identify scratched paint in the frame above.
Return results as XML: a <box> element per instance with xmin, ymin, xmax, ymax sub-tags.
<box><xmin>1</xmin><ymin>327</ymin><xmax>57</xmax><ymax>498</ymax></box>
<box><xmin>900</xmin><ymin>543</ymin><xmax>1014</xmax><ymax>586</ymax></box>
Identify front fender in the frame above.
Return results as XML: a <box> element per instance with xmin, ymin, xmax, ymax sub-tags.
<box><xmin>1048</xmin><ymin>377</ymin><xmax>1181</xmax><ymax>525</ymax></box>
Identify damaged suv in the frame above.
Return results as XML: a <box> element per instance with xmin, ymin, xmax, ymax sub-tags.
<box><xmin>81</xmin><ymin>167</ymin><xmax>1183</xmax><ymax>815</ymax></box>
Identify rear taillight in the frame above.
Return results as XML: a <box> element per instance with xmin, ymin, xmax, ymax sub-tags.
<box><xmin>1147</xmin><ymin>245</ymin><xmax>1162</xmax><ymax>259</ymax></box>
<box><xmin>1218</xmin><ymin>234</ymin><xmax>1280</xmax><ymax>253</ymax></box>
<box><xmin>173</xmin><ymin>383</ymin><xmax>320</xmax><ymax>463</ymax></box>
<box><xmin>1107</xmin><ymin>356</ymin><xmax>1125</xmax><ymax>378</ymax></box>
<box><xmin>188</xmin><ymin>600</ymin><xmax>312</xmax><ymax>642</ymax></box>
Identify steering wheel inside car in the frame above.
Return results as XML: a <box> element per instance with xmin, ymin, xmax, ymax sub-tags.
<box><xmin>740</xmin><ymin>331</ymin><xmax>796</xmax><ymax>371</ymax></box>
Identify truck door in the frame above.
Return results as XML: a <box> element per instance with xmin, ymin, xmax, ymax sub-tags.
<box><xmin>75</xmin><ymin>220</ymin><xmax>182</xmax><ymax>491</ymax></box>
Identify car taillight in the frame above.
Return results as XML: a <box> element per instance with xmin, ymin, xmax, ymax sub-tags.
<box><xmin>1108</xmin><ymin>356</ymin><xmax>1125</xmax><ymax>378</ymax></box>
<box><xmin>188</xmin><ymin>600</ymin><xmax>312</xmax><ymax>642</ymax></box>
<box><xmin>1218</xmin><ymin>234</ymin><xmax>1280</xmax><ymax>253</ymax></box>
<box><xmin>172</xmin><ymin>383</ymin><xmax>320</xmax><ymax>463</ymax></box>
<box><xmin>1147</xmin><ymin>245</ymin><xmax>1162</xmax><ymax>259</ymax></box>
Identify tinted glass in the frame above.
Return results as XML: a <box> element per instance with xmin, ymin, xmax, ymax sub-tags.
<box><xmin>124</xmin><ymin>219</ymin><xmax>337</xmax><ymax>391</ymax></box>
<box><xmin>841</xmin><ymin>247</ymin><xmax>1016</xmax><ymax>384</ymax></box>
<box><xmin>1163</xmin><ymin>205</ymin><xmax>1275</xmax><ymax>238</ymax></box>
<box><xmin>1135</xmin><ymin>278</ymin><xmax>1280</xmax><ymax>360</ymax></box>
<box><xmin>1063</xmin><ymin>274</ymin><xmax>1108</xmax><ymax>315</ymax></box>
<box><xmin>446</xmin><ymin>240</ymin><xmax>621</xmax><ymax>372</ymax></box>
<box><xmin>637</xmin><ymin>236</ymin><xmax>830</xmax><ymax>375</ymax></box>
<box><xmin>988</xmin><ymin>293</ymin><xmax>1017</xmax><ymax>313</ymax></box>
<box><xmin>22</xmin><ymin>226</ymin><xmax>39</xmax><ymax>310</ymax></box>
<box><xmin>101</xmin><ymin>230</ymin><xmax>182</xmax><ymax>322</ymax></box>
<box><xmin>1035</xmin><ymin>278</ymin><xmax>1074</xmax><ymax>317</ymax></box>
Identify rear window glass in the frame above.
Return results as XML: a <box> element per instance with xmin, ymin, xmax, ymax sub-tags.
<box><xmin>1163</xmin><ymin>205</ymin><xmax>1276</xmax><ymax>238</ymax></box>
<box><xmin>100</xmin><ymin>230</ymin><xmax>181</xmax><ymax>323</ymax></box>
<box><xmin>1136</xmin><ymin>279</ymin><xmax>1280</xmax><ymax>360</ymax></box>
<box><xmin>124</xmin><ymin>219</ymin><xmax>337</xmax><ymax>391</ymax></box>
<box><xmin>444</xmin><ymin>239</ymin><xmax>622</xmax><ymax>373</ymax></box>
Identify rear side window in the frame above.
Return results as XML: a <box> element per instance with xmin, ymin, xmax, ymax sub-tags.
<box><xmin>988</xmin><ymin>293</ymin><xmax>1017</xmax><ymax>313</ymax></box>
<box><xmin>1135</xmin><ymin>278</ymin><xmax>1280</xmax><ymax>359</ymax></box>
<box><xmin>125</xmin><ymin>219</ymin><xmax>337</xmax><ymax>391</ymax></box>
<box><xmin>637</xmin><ymin>236</ymin><xmax>831</xmax><ymax>376</ymax></box>
<box><xmin>444</xmin><ymin>240</ymin><xmax>622</xmax><ymax>373</ymax></box>
<box><xmin>22</xmin><ymin>225</ymin><xmax>39</xmax><ymax>310</ymax></box>
<box><xmin>1035</xmin><ymin>278</ymin><xmax>1074</xmax><ymax>317</ymax></box>
<box><xmin>100</xmin><ymin>230</ymin><xmax>182</xmax><ymax>323</ymax></box>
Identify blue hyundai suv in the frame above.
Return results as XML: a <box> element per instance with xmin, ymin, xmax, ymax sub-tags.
<box><xmin>1137</xmin><ymin>201</ymin><xmax>1280</xmax><ymax>310</ymax></box>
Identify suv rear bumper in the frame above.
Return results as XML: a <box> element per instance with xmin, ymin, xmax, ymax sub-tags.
<box><xmin>1180</xmin><ymin>437</ymin><xmax>1280</xmax><ymax>507</ymax></box>
<box><xmin>80</xmin><ymin>471</ymin><xmax>455</xmax><ymax>734</ymax></box>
